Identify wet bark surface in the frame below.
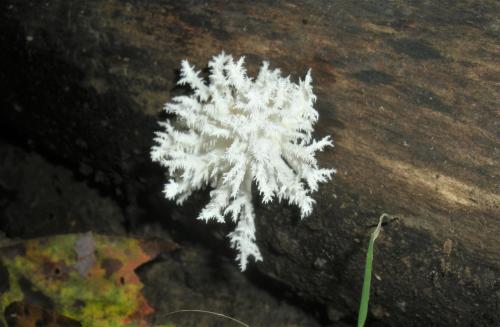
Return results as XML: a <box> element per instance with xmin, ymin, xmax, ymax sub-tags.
<box><xmin>1</xmin><ymin>0</ymin><xmax>499</xmax><ymax>326</ymax></box>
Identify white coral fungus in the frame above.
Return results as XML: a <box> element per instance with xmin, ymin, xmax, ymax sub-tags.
<box><xmin>151</xmin><ymin>52</ymin><xmax>335</xmax><ymax>270</ymax></box>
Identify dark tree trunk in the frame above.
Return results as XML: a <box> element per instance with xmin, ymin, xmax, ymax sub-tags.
<box><xmin>1</xmin><ymin>1</ymin><xmax>498</xmax><ymax>326</ymax></box>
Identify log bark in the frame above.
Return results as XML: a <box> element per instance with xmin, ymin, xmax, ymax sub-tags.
<box><xmin>1</xmin><ymin>0</ymin><xmax>499</xmax><ymax>326</ymax></box>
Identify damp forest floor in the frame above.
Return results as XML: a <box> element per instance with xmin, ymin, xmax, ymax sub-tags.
<box><xmin>0</xmin><ymin>140</ymin><xmax>360</xmax><ymax>327</ymax></box>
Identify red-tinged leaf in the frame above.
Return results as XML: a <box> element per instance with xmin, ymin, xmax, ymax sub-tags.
<box><xmin>0</xmin><ymin>233</ymin><xmax>179</xmax><ymax>327</ymax></box>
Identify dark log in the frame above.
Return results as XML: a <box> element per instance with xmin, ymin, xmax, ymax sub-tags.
<box><xmin>1</xmin><ymin>1</ymin><xmax>498</xmax><ymax>326</ymax></box>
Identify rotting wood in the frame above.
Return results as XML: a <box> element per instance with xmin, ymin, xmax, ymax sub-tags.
<box><xmin>1</xmin><ymin>1</ymin><xmax>498</xmax><ymax>326</ymax></box>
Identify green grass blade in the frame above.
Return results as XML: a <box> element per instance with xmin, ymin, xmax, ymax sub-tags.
<box><xmin>357</xmin><ymin>213</ymin><xmax>389</xmax><ymax>327</ymax></box>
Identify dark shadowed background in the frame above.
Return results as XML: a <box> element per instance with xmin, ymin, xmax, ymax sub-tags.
<box><xmin>0</xmin><ymin>0</ymin><xmax>499</xmax><ymax>326</ymax></box>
